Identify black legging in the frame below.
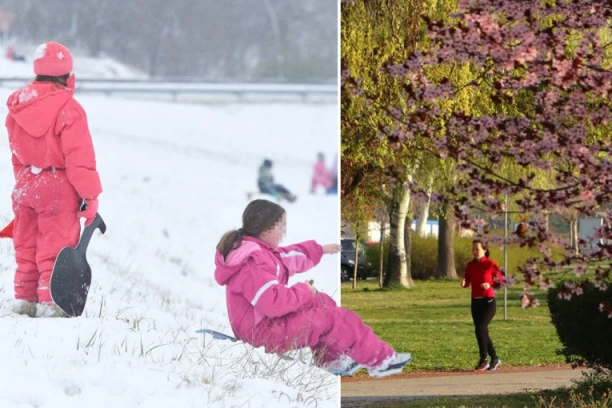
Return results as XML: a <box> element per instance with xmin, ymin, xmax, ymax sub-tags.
<box><xmin>471</xmin><ymin>297</ymin><xmax>498</xmax><ymax>362</ymax></box>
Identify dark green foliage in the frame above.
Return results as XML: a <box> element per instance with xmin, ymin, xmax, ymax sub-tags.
<box><xmin>365</xmin><ymin>234</ymin><xmax>471</xmax><ymax>279</ymax></box>
<box><xmin>365</xmin><ymin>231</ymin><xmax>566</xmax><ymax>280</ymax></box>
<box><xmin>548</xmin><ymin>282</ymin><xmax>612</xmax><ymax>370</ymax></box>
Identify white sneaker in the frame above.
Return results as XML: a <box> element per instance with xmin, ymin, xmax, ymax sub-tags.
<box><xmin>36</xmin><ymin>303</ymin><xmax>67</xmax><ymax>318</ymax></box>
<box><xmin>11</xmin><ymin>299</ymin><xmax>37</xmax><ymax>317</ymax></box>
<box><xmin>322</xmin><ymin>355</ymin><xmax>364</xmax><ymax>376</ymax></box>
<box><xmin>487</xmin><ymin>358</ymin><xmax>502</xmax><ymax>371</ymax></box>
<box><xmin>368</xmin><ymin>353</ymin><xmax>412</xmax><ymax>378</ymax></box>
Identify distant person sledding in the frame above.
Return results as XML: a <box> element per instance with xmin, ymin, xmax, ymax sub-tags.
<box><xmin>248</xmin><ymin>159</ymin><xmax>296</xmax><ymax>203</ymax></box>
<box><xmin>5</xmin><ymin>45</ymin><xmax>25</xmax><ymax>62</ymax></box>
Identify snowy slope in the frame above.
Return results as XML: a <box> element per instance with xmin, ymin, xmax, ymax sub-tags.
<box><xmin>0</xmin><ymin>44</ymin><xmax>147</xmax><ymax>79</ymax></box>
<box><xmin>0</xmin><ymin>85</ymin><xmax>340</xmax><ymax>407</ymax></box>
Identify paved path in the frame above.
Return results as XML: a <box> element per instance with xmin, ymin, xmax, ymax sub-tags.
<box><xmin>341</xmin><ymin>365</ymin><xmax>583</xmax><ymax>407</ymax></box>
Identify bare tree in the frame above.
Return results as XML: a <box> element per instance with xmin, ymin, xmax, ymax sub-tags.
<box><xmin>1</xmin><ymin>0</ymin><xmax>336</xmax><ymax>81</ymax></box>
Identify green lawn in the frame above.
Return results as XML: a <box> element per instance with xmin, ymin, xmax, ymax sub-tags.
<box><xmin>340</xmin><ymin>279</ymin><xmax>565</xmax><ymax>371</ymax></box>
<box><xmin>377</xmin><ymin>391</ymin><xmax>556</xmax><ymax>408</ymax></box>
<box><xmin>375</xmin><ymin>385</ymin><xmax>612</xmax><ymax>408</ymax></box>
<box><xmin>375</xmin><ymin>389</ymin><xmax>581</xmax><ymax>408</ymax></box>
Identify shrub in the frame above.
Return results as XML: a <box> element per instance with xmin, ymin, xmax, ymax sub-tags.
<box><xmin>364</xmin><ymin>234</ymin><xmax>472</xmax><ymax>279</ymax></box>
<box><xmin>547</xmin><ymin>281</ymin><xmax>612</xmax><ymax>371</ymax></box>
<box><xmin>365</xmin><ymin>230</ymin><xmax>565</xmax><ymax>280</ymax></box>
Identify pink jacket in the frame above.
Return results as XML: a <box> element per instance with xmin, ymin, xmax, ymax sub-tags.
<box><xmin>311</xmin><ymin>162</ymin><xmax>332</xmax><ymax>191</ymax></box>
<box><xmin>214</xmin><ymin>236</ymin><xmax>323</xmax><ymax>341</ymax></box>
<box><xmin>6</xmin><ymin>77</ymin><xmax>102</xmax><ymax>200</ymax></box>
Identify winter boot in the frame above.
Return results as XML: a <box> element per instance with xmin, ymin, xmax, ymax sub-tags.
<box><xmin>11</xmin><ymin>299</ymin><xmax>37</xmax><ymax>317</ymax></box>
<box><xmin>282</xmin><ymin>193</ymin><xmax>297</xmax><ymax>203</ymax></box>
<box><xmin>36</xmin><ymin>303</ymin><xmax>68</xmax><ymax>318</ymax></box>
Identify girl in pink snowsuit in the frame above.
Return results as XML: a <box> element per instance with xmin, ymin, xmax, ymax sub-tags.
<box><xmin>310</xmin><ymin>152</ymin><xmax>332</xmax><ymax>193</ymax></box>
<box><xmin>214</xmin><ymin>199</ymin><xmax>411</xmax><ymax>377</ymax></box>
<box><xmin>5</xmin><ymin>41</ymin><xmax>102</xmax><ymax>318</ymax></box>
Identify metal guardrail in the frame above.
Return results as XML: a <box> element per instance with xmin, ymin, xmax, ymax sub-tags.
<box><xmin>0</xmin><ymin>77</ymin><xmax>337</xmax><ymax>102</ymax></box>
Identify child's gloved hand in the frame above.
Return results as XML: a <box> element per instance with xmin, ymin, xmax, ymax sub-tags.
<box><xmin>305</xmin><ymin>279</ymin><xmax>317</xmax><ymax>295</ymax></box>
<box><xmin>78</xmin><ymin>198</ymin><xmax>98</xmax><ymax>226</ymax></box>
<box><xmin>322</xmin><ymin>244</ymin><xmax>341</xmax><ymax>254</ymax></box>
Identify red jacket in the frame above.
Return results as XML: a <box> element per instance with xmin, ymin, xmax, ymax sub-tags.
<box><xmin>462</xmin><ymin>257</ymin><xmax>504</xmax><ymax>298</ymax></box>
<box><xmin>6</xmin><ymin>77</ymin><xmax>102</xmax><ymax>200</ymax></box>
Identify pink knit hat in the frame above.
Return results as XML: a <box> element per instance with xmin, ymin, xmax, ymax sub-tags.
<box><xmin>33</xmin><ymin>41</ymin><xmax>73</xmax><ymax>76</ymax></box>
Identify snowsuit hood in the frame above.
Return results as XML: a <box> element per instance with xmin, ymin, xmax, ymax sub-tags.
<box><xmin>7</xmin><ymin>78</ymin><xmax>75</xmax><ymax>138</ymax></box>
<box><xmin>214</xmin><ymin>239</ymin><xmax>262</xmax><ymax>286</ymax></box>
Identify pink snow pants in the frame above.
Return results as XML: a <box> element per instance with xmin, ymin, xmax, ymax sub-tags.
<box><xmin>12</xmin><ymin>168</ymin><xmax>80</xmax><ymax>304</ymax></box>
<box><xmin>252</xmin><ymin>292</ymin><xmax>395</xmax><ymax>368</ymax></box>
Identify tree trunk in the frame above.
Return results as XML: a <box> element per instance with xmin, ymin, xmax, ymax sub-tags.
<box><xmin>87</xmin><ymin>8</ymin><xmax>103</xmax><ymax>57</ymax></box>
<box><xmin>148</xmin><ymin>47</ymin><xmax>159</xmax><ymax>77</ymax></box>
<box><xmin>352</xmin><ymin>235</ymin><xmax>359</xmax><ymax>289</ymax></box>
<box><xmin>379</xmin><ymin>220</ymin><xmax>385</xmax><ymax>288</ymax></box>
<box><xmin>569</xmin><ymin>218</ymin><xmax>575</xmax><ymax>251</ymax></box>
<box><xmin>571</xmin><ymin>218</ymin><xmax>579</xmax><ymax>255</ymax></box>
<box><xmin>416</xmin><ymin>176</ymin><xmax>433</xmax><ymax>237</ymax></box>
<box><xmin>436</xmin><ymin>202</ymin><xmax>458</xmax><ymax>279</ymax></box>
<box><xmin>404</xmin><ymin>211</ymin><xmax>415</xmax><ymax>286</ymax></box>
<box><xmin>69</xmin><ymin>2</ymin><xmax>79</xmax><ymax>37</ymax></box>
<box><xmin>383</xmin><ymin>184</ymin><xmax>412</xmax><ymax>287</ymax></box>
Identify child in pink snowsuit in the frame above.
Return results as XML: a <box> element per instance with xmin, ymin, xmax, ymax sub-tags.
<box><xmin>214</xmin><ymin>199</ymin><xmax>411</xmax><ymax>377</ymax></box>
<box><xmin>310</xmin><ymin>152</ymin><xmax>332</xmax><ymax>193</ymax></box>
<box><xmin>5</xmin><ymin>41</ymin><xmax>102</xmax><ymax>318</ymax></box>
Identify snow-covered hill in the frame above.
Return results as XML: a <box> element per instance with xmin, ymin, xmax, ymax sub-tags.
<box><xmin>0</xmin><ymin>73</ymin><xmax>340</xmax><ymax>406</ymax></box>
